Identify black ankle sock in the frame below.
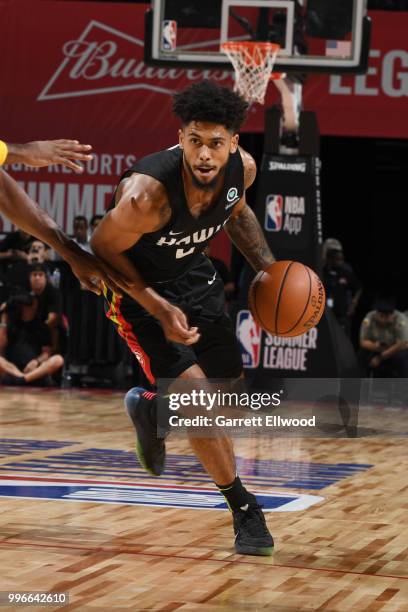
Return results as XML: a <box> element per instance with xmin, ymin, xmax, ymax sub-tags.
<box><xmin>216</xmin><ymin>476</ymin><xmax>251</xmax><ymax>512</ymax></box>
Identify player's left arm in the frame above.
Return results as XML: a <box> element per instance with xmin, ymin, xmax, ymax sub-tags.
<box><xmin>0</xmin><ymin>169</ymin><xmax>128</xmax><ymax>295</ymax></box>
<box><xmin>225</xmin><ymin>148</ymin><xmax>276</xmax><ymax>272</ymax></box>
<box><xmin>0</xmin><ymin>139</ymin><xmax>93</xmax><ymax>173</ymax></box>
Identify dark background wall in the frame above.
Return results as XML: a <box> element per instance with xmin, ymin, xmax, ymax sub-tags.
<box><xmin>239</xmin><ymin>131</ymin><xmax>407</xmax><ymax>342</ymax></box>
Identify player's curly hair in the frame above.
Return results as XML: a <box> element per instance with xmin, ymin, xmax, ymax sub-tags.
<box><xmin>173</xmin><ymin>80</ymin><xmax>249</xmax><ymax>132</ymax></box>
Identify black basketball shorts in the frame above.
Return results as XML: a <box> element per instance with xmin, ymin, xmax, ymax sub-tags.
<box><xmin>104</xmin><ymin>256</ymin><xmax>243</xmax><ymax>384</ymax></box>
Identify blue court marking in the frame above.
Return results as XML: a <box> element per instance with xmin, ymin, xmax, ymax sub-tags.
<box><xmin>0</xmin><ymin>441</ymin><xmax>373</xmax><ymax>490</ymax></box>
<box><xmin>0</xmin><ymin>483</ymin><xmax>299</xmax><ymax>510</ymax></box>
<box><xmin>0</xmin><ymin>439</ymin><xmax>74</xmax><ymax>458</ymax></box>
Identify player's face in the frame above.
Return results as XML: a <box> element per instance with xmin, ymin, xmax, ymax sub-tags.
<box><xmin>179</xmin><ymin>122</ymin><xmax>239</xmax><ymax>190</ymax></box>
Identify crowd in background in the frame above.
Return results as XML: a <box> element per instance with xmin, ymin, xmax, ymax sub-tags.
<box><xmin>1</xmin><ymin>219</ymin><xmax>408</xmax><ymax>386</ymax></box>
<box><xmin>0</xmin><ymin>215</ymin><xmax>105</xmax><ymax>387</ymax></box>
<box><xmin>322</xmin><ymin>238</ymin><xmax>408</xmax><ymax>378</ymax></box>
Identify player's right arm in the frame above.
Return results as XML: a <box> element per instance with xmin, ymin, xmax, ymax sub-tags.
<box><xmin>90</xmin><ymin>174</ymin><xmax>200</xmax><ymax>345</ymax></box>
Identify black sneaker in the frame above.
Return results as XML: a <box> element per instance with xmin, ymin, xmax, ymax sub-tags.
<box><xmin>124</xmin><ymin>387</ymin><xmax>166</xmax><ymax>476</ymax></box>
<box><xmin>233</xmin><ymin>502</ymin><xmax>274</xmax><ymax>556</ymax></box>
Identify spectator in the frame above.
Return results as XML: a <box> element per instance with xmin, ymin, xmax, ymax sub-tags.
<box><xmin>0</xmin><ymin>229</ymin><xmax>33</xmax><ymax>267</ymax></box>
<box><xmin>27</xmin><ymin>240</ymin><xmax>54</xmax><ymax>265</ymax></box>
<box><xmin>0</xmin><ymin>291</ymin><xmax>64</xmax><ymax>386</ymax></box>
<box><xmin>322</xmin><ymin>237</ymin><xmax>343</xmax><ymax>266</ymax></box>
<box><xmin>323</xmin><ymin>248</ymin><xmax>361</xmax><ymax>335</ymax></box>
<box><xmin>90</xmin><ymin>215</ymin><xmax>103</xmax><ymax>233</ymax></box>
<box><xmin>72</xmin><ymin>215</ymin><xmax>92</xmax><ymax>254</ymax></box>
<box><xmin>359</xmin><ymin>297</ymin><xmax>408</xmax><ymax>377</ymax></box>
<box><xmin>28</xmin><ymin>263</ymin><xmax>63</xmax><ymax>352</ymax></box>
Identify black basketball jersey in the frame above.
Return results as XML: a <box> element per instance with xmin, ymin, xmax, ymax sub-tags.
<box><xmin>109</xmin><ymin>146</ymin><xmax>244</xmax><ymax>283</ymax></box>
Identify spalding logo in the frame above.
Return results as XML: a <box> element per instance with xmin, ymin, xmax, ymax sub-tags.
<box><xmin>303</xmin><ymin>277</ymin><xmax>325</xmax><ymax>330</ymax></box>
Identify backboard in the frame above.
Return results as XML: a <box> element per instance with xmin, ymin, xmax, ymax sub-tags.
<box><xmin>145</xmin><ymin>0</ymin><xmax>371</xmax><ymax>73</ymax></box>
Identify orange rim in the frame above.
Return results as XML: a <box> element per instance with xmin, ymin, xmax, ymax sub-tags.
<box><xmin>222</xmin><ymin>41</ymin><xmax>280</xmax><ymax>53</ymax></box>
<box><xmin>221</xmin><ymin>41</ymin><xmax>280</xmax><ymax>67</ymax></box>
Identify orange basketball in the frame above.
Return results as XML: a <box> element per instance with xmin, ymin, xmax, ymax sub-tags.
<box><xmin>248</xmin><ymin>260</ymin><xmax>326</xmax><ymax>337</ymax></box>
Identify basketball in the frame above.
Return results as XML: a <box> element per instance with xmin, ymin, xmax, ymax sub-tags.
<box><xmin>248</xmin><ymin>260</ymin><xmax>326</xmax><ymax>337</ymax></box>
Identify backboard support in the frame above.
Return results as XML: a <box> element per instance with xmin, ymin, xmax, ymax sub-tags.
<box><xmin>145</xmin><ymin>0</ymin><xmax>371</xmax><ymax>74</ymax></box>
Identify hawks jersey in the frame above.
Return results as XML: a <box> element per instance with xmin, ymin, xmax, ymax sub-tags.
<box><xmin>108</xmin><ymin>146</ymin><xmax>244</xmax><ymax>283</ymax></box>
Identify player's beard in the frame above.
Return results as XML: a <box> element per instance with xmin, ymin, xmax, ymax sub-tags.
<box><xmin>184</xmin><ymin>156</ymin><xmax>228</xmax><ymax>192</ymax></box>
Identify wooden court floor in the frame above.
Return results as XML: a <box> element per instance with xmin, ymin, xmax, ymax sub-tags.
<box><xmin>0</xmin><ymin>388</ymin><xmax>407</xmax><ymax>611</ymax></box>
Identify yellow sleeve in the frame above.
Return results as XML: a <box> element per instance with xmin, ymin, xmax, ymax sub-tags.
<box><xmin>0</xmin><ymin>140</ymin><xmax>8</xmax><ymax>166</ymax></box>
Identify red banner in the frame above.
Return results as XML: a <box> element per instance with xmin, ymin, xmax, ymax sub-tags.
<box><xmin>0</xmin><ymin>1</ymin><xmax>406</xmax><ymax>238</ymax></box>
<box><xmin>304</xmin><ymin>11</ymin><xmax>408</xmax><ymax>138</ymax></box>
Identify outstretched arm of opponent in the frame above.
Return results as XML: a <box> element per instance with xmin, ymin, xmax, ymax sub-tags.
<box><xmin>225</xmin><ymin>150</ymin><xmax>276</xmax><ymax>271</ymax></box>
<box><xmin>90</xmin><ymin>174</ymin><xmax>200</xmax><ymax>345</ymax></box>
<box><xmin>2</xmin><ymin>139</ymin><xmax>93</xmax><ymax>173</ymax></box>
<box><xmin>0</xmin><ymin>169</ymin><xmax>128</xmax><ymax>295</ymax></box>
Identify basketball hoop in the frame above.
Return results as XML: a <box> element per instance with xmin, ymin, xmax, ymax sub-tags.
<box><xmin>221</xmin><ymin>41</ymin><xmax>280</xmax><ymax>105</ymax></box>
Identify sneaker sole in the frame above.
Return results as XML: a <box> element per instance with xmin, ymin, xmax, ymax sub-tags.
<box><xmin>234</xmin><ymin>543</ymin><xmax>274</xmax><ymax>556</ymax></box>
<box><xmin>135</xmin><ymin>439</ymin><xmax>159</xmax><ymax>477</ymax></box>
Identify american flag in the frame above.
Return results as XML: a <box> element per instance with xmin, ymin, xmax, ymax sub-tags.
<box><xmin>326</xmin><ymin>40</ymin><xmax>352</xmax><ymax>58</ymax></box>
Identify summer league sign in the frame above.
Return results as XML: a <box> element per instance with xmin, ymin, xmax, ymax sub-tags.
<box><xmin>234</xmin><ymin>152</ymin><xmax>358</xmax><ymax>380</ymax></box>
<box><xmin>236</xmin><ymin>308</ymin><xmax>357</xmax><ymax>381</ymax></box>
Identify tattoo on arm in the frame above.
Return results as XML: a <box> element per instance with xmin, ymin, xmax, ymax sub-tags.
<box><xmin>226</xmin><ymin>205</ymin><xmax>275</xmax><ymax>272</ymax></box>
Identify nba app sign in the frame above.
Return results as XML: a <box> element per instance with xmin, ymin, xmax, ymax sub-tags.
<box><xmin>265</xmin><ymin>194</ymin><xmax>306</xmax><ymax>236</ymax></box>
<box><xmin>236</xmin><ymin>311</ymin><xmax>262</xmax><ymax>368</ymax></box>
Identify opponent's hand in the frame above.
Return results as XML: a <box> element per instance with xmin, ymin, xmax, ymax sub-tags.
<box><xmin>66</xmin><ymin>247</ymin><xmax>130</xmax><ymax>297</ymax></box>
<box><xmin>156</xmin><ymin>303</ymin><xmax>200</xmax><ymax>345</ymax></box>
<box><xmin>14</xmin><ymin>140</ymin><xmax>93</xmax><ymax>173</ymax></box>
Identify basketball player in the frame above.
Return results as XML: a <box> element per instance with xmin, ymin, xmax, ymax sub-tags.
<box><xmin>0</xmin><ymin>138</ymin><xmax>128</xmax><ymax>294</ymax></box>
<box><xmin>91</xmin><ymin>81</ymin><xmax>276</xmax><ymax>556</ymax></box>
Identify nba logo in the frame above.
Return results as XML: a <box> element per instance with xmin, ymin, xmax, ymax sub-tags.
<box><xmin>162</xmin><ymin>20</ymin><xmax>177</xmax><ymax>52</ymax></box>
<box><xmin>265</xmin><ymin>194</ymin><xmax>283</xmax><ymax>231</ymax></box>
<box><xmin>236</xmin><ymin>310</ymin><xmax>261</xmax><ymax>368</ymax></box>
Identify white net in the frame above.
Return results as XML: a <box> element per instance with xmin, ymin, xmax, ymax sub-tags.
<box><xmin>222</xmin><ymin>42</ymin><xmax>280</xmax><ymax>104</ymax></box>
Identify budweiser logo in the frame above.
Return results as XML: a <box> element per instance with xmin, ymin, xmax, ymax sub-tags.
<box><xmin>38</xmin><ymin>21</ymin><xmax>231</xmax><ymax>101</ymax></box>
